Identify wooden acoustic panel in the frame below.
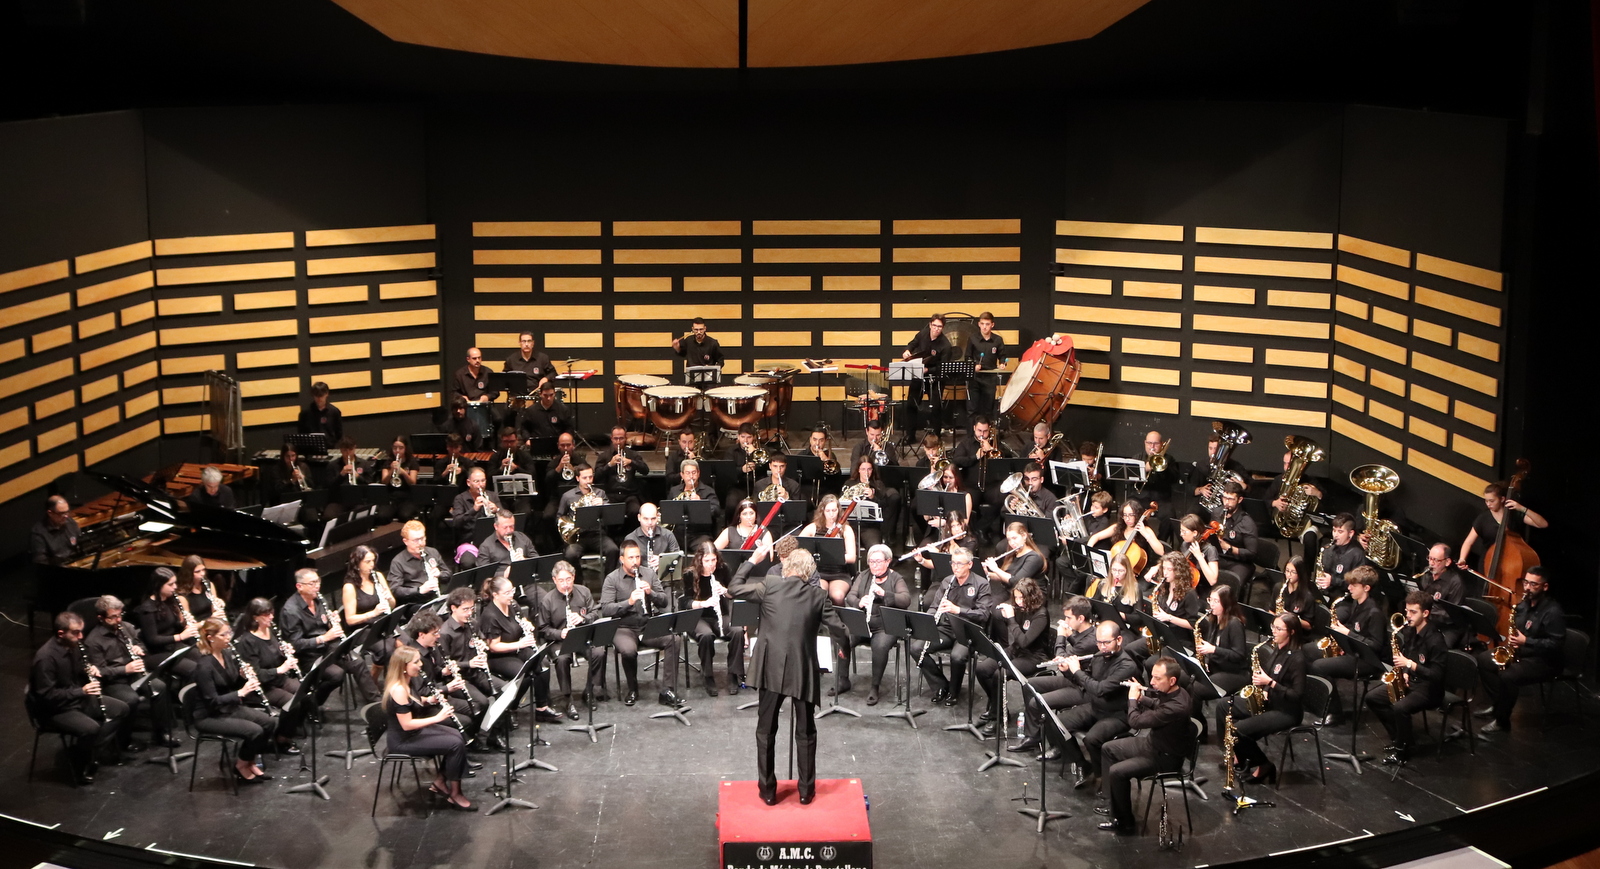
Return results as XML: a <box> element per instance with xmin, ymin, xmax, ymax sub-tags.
<box><xmin>77</xmin><ymin>271</ymin><xmax>154</xmax><ymax>307</ymax></box>
<box><xmin>156</xmin><ymin>262</ymin><xmax>296</xmax><ymax>286</ymax></box>
<box><xmin>1194</xmin><ymin>227</ymin><xmax>1334</xmax><ymax>249</ymax></box>
<box><xmin>1337</xmin><ymin>235</ymin><xmax>1410</xmax><ymax>267</ymax></box>
<box><xmin>748</xmin><ymin>0</ymin><xmax>1148</xmax><ymax>67</ymax></box>
<box><xmin>823</xmin><ymin>276</ymin><xmax>880</xmax><ymax>291</ymax></box>
<box><xmin>752</xmin><ymin>220</ymin><xmax>879</xmax><ymax>235</ymax></box>
<box><xmin>753</xmin><ymin>248</ymin><xmax>876</xmax><ymax>264</ymax></box>
<box><xmin>477</xmin><ymin>250</ymin><xmax>603</xmax><ymax>266</ymax></box>
<box><xmin>613</xmin><ymin>221</ymin><xmax>741</xmax><ymax>236</ymax></box>
<box><xmin>475</xmin><ymin>221</ymin><xmax>602</xmax><ymax>237</ymax></box>
<box><xmin>160</xmin><ymin>355</ymin><xmax>226</xmax><ymax>376</ymax></box>
<box><xmin>332</xmin><ymin>0</ymin><xmax>739</xmax><ymax>67</ymax></box>
<box><xmin>37</xmin><ymin>422</ymin><xmax>79</xmax><ymax>454</ymax></box>
<box><xmin>305</xmin><ymin>225</ymin><xmax>436</xmax><ymax>247</ymax></box>
<box><xmin>33</xmin><ymin>326</ymin><xmax>73</xmax><ymax>354</ymax></box>
<box><xmin>309</xmin><ymin>310</ymin><xmax>437</xmax><ymax>334</ymax></box>
<box><xmin>1057</xmin><ymin>220</ymin><xmax>1183</xmax><ymax>242</ymax></box>
<box><xmin>306</xmin><ymin>253</ymin><xmax>435</xmax><ymax>276</ymax></box>
<box><xmin>0</xmin><ymin>440</ymin><xmax>29</xmax><ymax>471</ymax></box>
<box><xmin>1057</xmin><ymin>249</ymin><xmax>1183</xmax><ymax>271</ymax></box>
<box><xmin>80</xmin><ymin>333</ymin><xmax>156</xmax><ymax>372</ymax></box>
<box><xmin>75</xmin><ymin>240</ymin><xmax>152</xmax><ymax>274</ymax></box>
<box><xmin>0</xmin><ymin>260</ymin><xmax>69</xmax><ymax>296</ymax></box>
<box><xmin>5</xmin><ymin>293</ymin><xmax>71</xmax><ymax>329</ymax></box>
<box><xmin>153</xmin><ymin>232</ymin><xmax>294</xmax><ymax>256</ymax></box>
<box><xmin>242</xmin><ymin>406</ymin><xmax>301</xmax><ymax>428</ymax></box>
<box><xmin>893</xmin><ymin>219</ymin><xmax>1020</xmax><ymax>235</ymax></box>
<box><xmin>236</xmin><ymin>290</ymin><xmax>299</xmax><ymax>310</ymax></box>
<box><xmin>0</xmin><ymin>454</ymin><xmax>80</xmax><ymax>505</ymax></box>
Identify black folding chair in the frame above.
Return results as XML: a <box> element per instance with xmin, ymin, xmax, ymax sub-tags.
<box><xmin>1272</xmin><ymin>675</ymin><xmax>1332</xmax><ymax>787</ymax></box>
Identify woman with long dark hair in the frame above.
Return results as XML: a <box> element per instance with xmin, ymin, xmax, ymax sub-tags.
<box><xmin>975</xmin><ymin>577</ymin><xmax>1051</xmax><ymax>734</ymax></box>
<box><xmin>1215</xmin><ymin>611</ymin><xmax>1306</xmax><ymax>785</ymax></box>
<box><xmin>682</xmin><ymin>541</ymin><xmax>744</xmax><ymax>696</ymax></box>
<box><xmin>129</xmin><ymin>567</ymin><xmax>199</xmax><ymax>681</ymax></box>
<box><xmin>800</xmin><ymin>494</ymin><xmax>858</xmax><ymax>605</ymax></box>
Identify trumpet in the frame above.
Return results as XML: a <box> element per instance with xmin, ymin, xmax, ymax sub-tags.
<box><xmin>444</xmin><ymin>457</ymin><xmax>462</xmax><ymax>486</ymax></box>
<box><xmin>610</xmin><ymin>449</ymin><xmax>629</xmax><ymax>483</ymax></box>
<box><xmin>346</xmin><ymin>460</ymin><xmax>359</xmax><ymax>486</ymax></box>
<box><xmin>291</xmin><ymin>464</ymin><xmax>312</xmax><ymax>492</ymax></box>
<box><xmin>390</xmin><ymin>457</ymin><xmax>405</xmax><ymax>487</ymax></box>
<box><xmin>558</xmin><ymin>452</ymin><xmax>575</xmax><ymax>481</ymax></box>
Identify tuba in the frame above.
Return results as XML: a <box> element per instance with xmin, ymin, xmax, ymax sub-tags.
<box><xmin>1200</xmin><ymin>420</ymin><xmax>1252</xmax><ymax>515</ymax></box>
<box><xmin>1000</xmin><ymin>473</ymin><xmax>1043</xmax><ymax>518</ymax></box>
<box><xmin>1238</xmin><ymin>638</ymin><xmax>1270</xmax><ymax>714</ymax></box>
<box><xmin>1350</xmin><ymin>464</ymin><xmax>1401</xmax><ymax>569</ymax></box>
<box><xmin>1384</xmin><ymin>612</ymin><xmax>1409</xmax><ymax>701</ymax></box>
<box><xmin>1274</xmin><ymin>435</ymin><xmax>1325</xmax><ymax>539</ymax></box>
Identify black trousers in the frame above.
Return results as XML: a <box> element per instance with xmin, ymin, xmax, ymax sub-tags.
<box><xmin>563</xmin><ymin>532</ymin><xmax>620</xmax><ymax>575</ymax></box>
<box><xmin>613</xmin><ymin>628</ymin><xmax>679</xmax><ymax>693</ymax></box>
<box><xmin>550</xmin><ymin>649</ymin><xmax>607</xmax><ymax>698</ymax></box>
<box><xmin>691</xmin><ymin>618</ymin><xmax>746</xmax><ymax>685</ymax></box>
<box><xmin>838</xmin><ymin>631</ymin><xmax>898</xmax><ymax>691</ymax></box>
<box><xmin>755</xmin><ymin>689</ymin><xmax>816</xmax><ymax>794</ymax></box>
<box><xmin>1475</xmin><ymin>652</ymin><xmax>1559</xmax><ymax>727</ymax></box>
<box><xmin>904</xmin><ymin>379</ymin><xmax>943</xmax><ymax>436</ymax></box>
<box><xmin>196</xmin><ymin>706</ymin><xmax>277</xmax><ymax>763</ymax></box>
<box><xmin>1364</xmin><ymin>683</ymin><xmax>1441</xmax><ymax>750</ymax></box>
<box><xmin>488</xmin><ymin>650</ymin><xmax>551</xmax><ymax>707</ymax></box>
<box><xmin>1307</xmin><ymin>654</ymin><xmax>1380</xmax><ymax>716</ymax></box>
<box><xmin>1022</xmin><ymin>673</ymin><xmax>1082</xmax><ymax>741</ymax></box>
<box><xmin>1102</xmin><ymin>735</ymin><xmax>1183</xmax><ymax>826</ymax></box>
<box><xmin>977</xmin><ymin>656</ymin><xmax>1040</xmax><ymax>715</ymax></box>
<box><xmin>1215</xmin><ymin>695</ymin><xmax>1297</xmax><ymax>767</ymax></box>
<box><xmin>48</xmin><ymin>696</ymin><xmax>129</xmax><ymax>771</ymax></box>
<box><xmin>103</xmin><ymin>678</ymin><xmax>172</xmax><ymax>744</ymax></box>
<box><xmin>388</xmin><ymin>722</ymin><xmax>470</xmax><ymax>782</ymax></box>
<box><xmin>1056</xmin><ymin>705</ymin><xmax>1128</xmax><ymax>771</ymax></box>
<box><xmin>909</xmin><ymin>635</ymin><xmax>969</xmax><ymax>695</ymax></box>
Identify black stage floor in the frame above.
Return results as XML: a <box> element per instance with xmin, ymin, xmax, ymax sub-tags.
<box><xmin>2</xmin><ymin>609</ymin><xmax>1595</xmax><ymax>869</ymax></box>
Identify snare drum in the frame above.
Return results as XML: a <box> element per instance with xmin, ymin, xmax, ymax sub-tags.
<box><xmin>999</xmin><ymin>336</ymin><xmax>1081</xmax><ymax>428</ymax></box>
<box><xmin>705</xmin><ymin>385</ymin><xmax>768</xmax><ymax>431</ymax></box>
<box><xmin>643</xmin><ymin>385</ymin><xmax>704</xmax><ymax>432</ymax></box>
<box><xmin>616</xmin><ymin>374</ymin><xmax>669</xmax><ymax>424</ymax></box>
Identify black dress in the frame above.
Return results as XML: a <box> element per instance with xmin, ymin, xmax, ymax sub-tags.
<box><xmin>384</xmin><ymin>692</ymin><xmax>468</xmax><ymax>782</ymax></box>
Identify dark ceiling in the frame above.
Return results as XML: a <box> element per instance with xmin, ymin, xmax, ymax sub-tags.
<box><xmin>0</xmin><ymin>0</ymin><xmax>1549</xmax><ymax>122</ymax></box>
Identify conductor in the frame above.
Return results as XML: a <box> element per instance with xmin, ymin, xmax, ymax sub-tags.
<box><xmin>730</xmin><ymin>545</ymin><xmax>847</xmax><ymax>806</ymax></box>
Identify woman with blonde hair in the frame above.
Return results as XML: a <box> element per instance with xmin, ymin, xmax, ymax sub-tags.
<box><xmin>383</xmin><ymin>645</ymin><xmax>474</xmax><ymax>811</ymax></box>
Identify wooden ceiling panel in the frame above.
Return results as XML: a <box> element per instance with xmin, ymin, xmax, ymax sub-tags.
<box><xmin>331</xmin><ymin>0</ymin><xmax>740</xmax><ymax>68</ymax></box>
<box><xmin>747</xmin><ymin>0</ymin><xmax>1150</xmax><ymax>67</ymax></box>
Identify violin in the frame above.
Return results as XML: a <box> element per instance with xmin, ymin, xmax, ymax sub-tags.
<box><xmin>1110</xmin><ymin>502</ymin><xmax>1158</xmax><ymax>577</ymax></box>
<box><xmin>1187</xmin><ymin>520</ymin><xmax>1222</xmax><ymax>585</ymax></box>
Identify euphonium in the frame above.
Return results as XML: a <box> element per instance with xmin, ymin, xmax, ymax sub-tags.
<box><xmin>1384</xmin><ymin>611</ymin><xmax>1409</xmax><ymax>701</ymax></box>
<box><xmin>1200</xmin><ymin>420</ymin><xmax>1252</xmax><ymax>515</ymax></box>
<box><xmin>1052</xmin><ymin>500</ymin><xmax>1087</xmax><ymax>542</ymax></box>
<box><xmin>1317</xmin><ymin>594</ymin><xmax>1348</xmax><ymax>657</ymax></box>
<box><xmin>1000</xmin><ymin>473</ymin><xmax>1043</xmax><ymax>518</ymax></box>
<box><xmin>1273</xmin><ymin>435</ymin><xmax>1325</xmax><ymax>539</ymax></box>
<box><xmin>1239</xmin><ymin>638</ymin><xmax>1270</xmax><ymax>714</ymax></box>
<box><xmin>1350</xmin><ymin>464</ymin><xmax>1401</xmax><ymax>569</ymax></box>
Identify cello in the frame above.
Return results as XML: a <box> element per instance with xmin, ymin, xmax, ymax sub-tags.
<box><xmin>1481</xmin><ymin>460</ymin><xmax>1538</xmax><ymax>639</ymax></box>
<box><xmin>1110</xmin><ymin>502</ymin><xmax>1158</xmax><ymax>578</ymax></box>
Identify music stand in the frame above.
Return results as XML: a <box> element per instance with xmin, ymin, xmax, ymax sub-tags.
<box><xmin>796</xmin><ymin>536</ymin><xmax>847</xmax><ymax>574</ymax></box>
<box><xmin>1240</xmin><ymin>604</ymin><xmax>1278</xmax><ymax>641</ymax></box>
<box><xmin>324</xmin><ymin>624</ymin><xmax>373</xmax><ymax>769</ymax></box>
<box><xmin>1104</xmin><ymin>457</ymin><xmax>1146</xmax><ymax>484</ymax></box>
<box><xmin>482</xmin><ymin>659</ymin><xmax>538</xmax><ymax>816</ymax></box>
<box><xmin>143</xmin><ymin>647</ymin><xmax>198</xmax><ymax>774</ymax></box>
<box><xmin>1324</xmin><ymin>628</ymin><xmax>1387</xmax><ymax>775</ymax></box>
<box><xmin>640</xmin><ymin>611</ymin><xmax>696</xmax><ymax>725</ymax></box>
<box><xmin>284</xmin><ymin>648</ymin><xmax>344</xmax><ymax>800</ymax></box>
<box><xmin>577</xmin><ymin>503</ymin><xmax>625</xmax><ymax>538</ymax></box>
<box><xmin>448</xmin><ymin>563</ymin><xmax>496</xmax><ymax>595</ymax></box>
<box><xmin>1125</xmin><ymin>610</ymin><xmax>1187</xmax><ymax>658</ymax></box>
<box><xmin>685</xmin><ymin>365</ymin><xmax>722</xmax><ymax>387</ymax></box>
<box><xmin>554</xmin><ymin>368</ymin><xmax>596</xmax><ymax>451</ymax></box>
<box><xmin>800</xmin><ymin>359</ymin><xmax>838</xmax><ymax>433</ymax></box>
<box><xmin>944</xmin><ymin>617</ymin><xmax>988</xmax><ymax>743</ymax></box>
<box><xmin>494</xmin><ymin>473</ymin><xmax>537</xmax><ymax>500</ymax></box>
<box><xmin>730</xmin><ymin>599</ymin><xmax>762</xmax><ymax>711</ymax></box>
<box><xmin>1087</xmin><ymin>598</ymin><xmax>1127</xmax><ymax>628</ymax></box>
<box><xmin>914</xmin><ymin>489</ymin><xmax>970</xmax><ymax>523</ymax></box>
<box><xmin>660</xmin><ymin>498</ymin><xmax>714</xmax><ymax>534</ymax></box>
<box><xmin>978</xmin><ymin>640</ymin><xmax>1027</xmax><ymax>773</ymax></box>
<box><xmin>514</xmin><ymin>643</ymin><xmax>559</xmax><ymax>775</ymax></box>
<box><xmin>510</xmin><ymin>553</ymin><xmax>564</xmax><ymax>588</ymax></box>
<box><xmin>720</xmin><ymin>549</ymin><xmax>759</xmax><ymax>574</ymax></box>
<box><xmin>819</xmin><ymin>608</ymin><xmax>867</xmax><ymax>719</ymax></box>
<box><xmin>1016</xmin><ymin>676</ymin><xmax>1073</xmax><ymax>832</ymax></box>
<box><xmin>563</xmin><ymin>619</ymin><xmax>619</xmax><ymax>742</ymax></box>
<box><xmin>879</xmin><ymin>607</ymin><xmax>936</xmax><ymax>729</ymax></box>
<box><xmin>1002</xmin><ymin>513</ymin><xmax>1057</xmax><ymax>556</ymax></box>
<box><xmin>287</xmin><ymin>433</ymin><xmax>329</xmax><ymax>458</ymax></box>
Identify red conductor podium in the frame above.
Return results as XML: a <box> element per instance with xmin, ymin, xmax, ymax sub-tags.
<box><xmin>718</xmin><ymin>778</ymin><xmax>873</xmax><ymax>869</ymax></box>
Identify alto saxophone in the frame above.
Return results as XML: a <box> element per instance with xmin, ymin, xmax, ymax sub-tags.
<box><xmin>1317</xmin><ymin>594</ymin><xmax>1348</xmax><ymax>657</ymax></box>
<box><xmin>1273</xmin><ymin>578</ymin><xmax>1287</xmax><ymax>616</ymax></box>
<box><xmin>1239</xmin><ymin>638</ymin><xmax>1270</xmax><ymax>714</ymax></box>
<box><xmin>1193</xmin><ymin>613</ymin><xmax>1209</xmax><ymax>672</ymax></box>
<box><xmin>1384</xmin><ymin>612</ymin><xmax>1409</xmax><ymax>701</ymax></box>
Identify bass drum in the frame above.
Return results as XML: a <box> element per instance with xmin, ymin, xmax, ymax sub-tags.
<box><xmin>705</xmin><ymin>385</ymin><xmax>768</xmax><ymax>432</ymax></box>
<box><xmin>615</xmin><ymin>374</ymin><xmax>669</xmax><ymax>425</ymax></box>
<box><xmin>643</xmin><ymin>385</ymin><xmax>704</xmax><ymax>433</ymax></box>
<box><xmin>999</xmin><ymin>336</ymin><xmax>1082</xmax><ymax>428</ymax></box>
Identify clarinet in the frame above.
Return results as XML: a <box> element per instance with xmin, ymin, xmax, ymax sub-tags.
<box><xmin>202</xmin><ymin>578</ymin><xmax>227</xmax><ymax>620</ymax></box>
<box><xmin>442</xmin><ymin>657</ymin><xmax>479</xmax><ymax>718</ymax></box>
<box><xmin>118</xmin><ymin>624</ymin><xmax>152</xmax><ymax>694</ymax></box>
<box><xmin>419</xmin><ymin>668</ymin><xmax>467</xmax><ymax>733</ymax></box>
<box><xmin>271</xmin><ymin>621</ymin><xmax>304</xmax><ymax>680</ymax></box>
<box><xmin>228</xmin><ymin>642</ymin><xmax>276</xmax><ymax>714</ymax></box>
<box><xmin>77</xmin><ymin>642</ymin><xmax>106</xmax><ymax>718</ymax></box>
<box><xmin>917</xmin><ymin>577</ymin><xmax>954</xmax><ymax>667</ymax></box>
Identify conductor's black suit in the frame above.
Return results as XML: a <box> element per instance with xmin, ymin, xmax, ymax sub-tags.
<box><xmin>731</xmin><ymin>567</ymin><xmax>847</xmax><ymax>803</ymax></box>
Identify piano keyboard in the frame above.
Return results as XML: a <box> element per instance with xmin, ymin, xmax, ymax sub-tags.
<box><xmin>254</xmin><ymin>448</ymin><xmax>386</xmax><ymax>461</ymax></box>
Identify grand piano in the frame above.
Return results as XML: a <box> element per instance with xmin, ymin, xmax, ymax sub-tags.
<box><xmin>37</xmin><ymin>469</ymin><xmax>311</xmax><ymax>624</ymax></box>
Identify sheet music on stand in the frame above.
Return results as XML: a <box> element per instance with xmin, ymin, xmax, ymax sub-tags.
<box><xmin>887</xmin><ymin>360</ymin><xmax>924</xmax><ymax>382</ymax></box>
<box><xmin>686</xmin><ymin>365</ymin><xmax>722</xmax><ymax>386</ymax></box>
<box><xmin>1104</xmin><ymin>456</ymin><xmax>1147</xmax><ymax>483</ymax></box>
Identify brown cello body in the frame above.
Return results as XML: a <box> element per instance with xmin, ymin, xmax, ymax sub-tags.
<box><xmin>1483</xmin><ymin>461</ymin><xmax>1538</xmax><ymax>638</ymax></box>
<box><xmin>1110</xmin><ymin>503</ymin><xmax>1158</xmax><ymax>577</ymax></box>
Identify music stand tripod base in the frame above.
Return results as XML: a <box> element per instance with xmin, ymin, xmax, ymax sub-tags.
<box><xmin>650</xmin><ymin>703</ymin><xmax>694</xmax><ymax>726</ymax></box>
<box><xmin>515</xmin><ymin>723</ymin><xmax>559</xmax><ymax>773</ymax></box>
<box><xmin>288</xmin><ymin>774</ymin><xmax>332</xmax><ymax>801</ymax></box>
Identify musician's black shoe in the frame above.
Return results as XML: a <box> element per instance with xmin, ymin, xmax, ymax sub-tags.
<box><xmin>1098</xmin><ymin>821</ymin><xmax>1135</xmax><ymax>834</ymax></box>
<box><xmin>152</xmin><ymin>735</ymin><xmax>183</xmax><ymax>749</ymax></box>
<box><xmin>931</xmin><ymin>688</ymin><xmax>949</xmax><ymax>704</ymax></box>
<box><xmin>1007</xmin><ymin>738</ymin><xmax>1040</xmax><ymax>753</ymax></box>
<box><xmin>866</xmin><ymin>688</ymin><xmax>879</xmax><ymax>706</ymax></box>
<box><xmin>760</xmin><ymin>788</ymin><xmax>778</xmax><ymax>806</ymax></box>
<box><xmin>660</xmin><ymin>690</ymin><xmax>686</xmax><ymax>708</ymax></box>
<box><xmin>275</xmin><ymin>740</ymin><xmax>302</xmax><ymax>756</ymax></box>
<box><xmin>798</xmin><ymin>787</ymin><xmax>815</xmax><ymax>805</ymax></box>
<box><xmin>942</xmin><ymin>691</ymin><xmax>960</xmax><ymax>707</ymax></box>
<box><xmin>124</xmin><ymin>741</ymin><xmax>147</xmax><ymax>753</ymax></box>
<box><xmin>466</xmin><ymin>759</ymin><xmax>484</xmax><ymax>771</ymax></box>
<box><xmin>1381</xmin><ymin>751</ymin><xmax>1410</xmax><ymax>766</ymax></box>
<box><xmin>485</xmin><ymin>733</ymin><xmax>510</xmax><ymax>753</ymax></box>
<box><xmin>1473</xmin><ymin>706</ymin><xmax>1495</xmax><ymax>719</ymax></box>
<box><xmin>535</xmin><ymin>707</ymin><xmax>564</xmax><ymax>724</ymax></box>
<box><xmin>977</xmin><ymin>708</ymin><xmax>995</xmax><ymax>723</ymax></box>
<box><xmin>1094</xmin><ymin>806</ymin><xmax>1111</xmax><ymax>816</ymax></box>
<box><xmin>624</xmin><ymin>691</ymin><xmax>638</xmax><ymax>707</ymax></box>
<box><xmin>1040</xmin><ymin>746</ymin><xmax>1064</xmax><ymax>762</ymax></box>
<box><xmin>705</xmin><ymin>679</ymin><xmax>719</xmax><ymax>697</ymax></box>
<box><xmin>1074</xmin><ymin>770</ymin><xmax>1096</xmax><ymax>790</ymax></box>
<box><xmin>979</xmin><ymin>722</ymin><xmax>997</xmax><ymax>739</ymax></box>
<box><xmin>729</xmin><ymin>681</ymin><xmax>741</xmax><ymax>696</ymax></box>
<box><xmin>565</xmin><ymin>704</ymin><xmax>581</xmax><ymax>721</ymax></box>
<box><xmin>74</xmin><ymin>763</ymin><xmax>96</xmax><ymax>786</ymax></box>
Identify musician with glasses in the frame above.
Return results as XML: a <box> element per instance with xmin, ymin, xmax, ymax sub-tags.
<box><xmin>671</xmin><ymin>317</ymin><xmax>725</xmax><ymax>378</ymax></box>
<box><xmin>1040</xmin><ymin>621</ymin><xmax>1139</xmax><ymax>791</ymax></box>
<box><xmin>900</xmin><ymin>314</ymin><xmax>951</xmax><ymax>442</ymax></box>
<box><xmin>503</xmin><ymin>330</ymin><xmax>553</xmax><ymax>395</ymax></box>
<box><xmin>1097</xmin><ymin>657</ymin><xmax>1192</xmax><ymax>834</ymax></box>
<box><xmin>839</xmin><ymin>544</ymin><xmax>912</xmax><ymax>705</ymax></box>
<box><xmin>389</xmin><ymin>519</ymin><xmax>451</xmax><ymax>604</ymax></box>
<box><xmin>30</xmin><ymin>494</ymin><xmax>79</xmax><ymax>567</ymax></box>
<box><xmin>1363</xmin><ymin>590</ymin><xmax>1447</xmax><ymax>765</ymax></box>
<box><xmin>559</xmin><ymin>464</ymin><xmax>619</xmax><ymax>571</ymax></box>
<box><xmin>1009</xmin><ymin>596</ymin><xmax>1100</xmax><ymax>755</ymax></box>
<box><xmin>478</xmin><ymin>574</ymin><xmax>563</xmax><ymax>723</ymax></box>
<box><xmin>1212</xmin><ymin>482</ymin><xmax>1258</xmax><ymax>593</ymax></box>
<box><xmin>278</xmin><ymin>568</ymin><xmax>351</xmax><ymax>708</ymax></box>
<box><xmin>1417</xmin><ymin>543</ymin><xmax>1467</xmax><ymax>649</ymax></box>
<box><xmin>1215</xmin><ymin>613</ymin><xmax>1306</xmax><ymax>786</ymax></box>
<box><xmin>665</xmin><ymin>458</ymin><xmax>722</xmax><ymax>534</ymax></box>
<box><xmin>536</xmin><ymin>561</ymin><xmax>603</xmax><ymax>718</ymax></box>
<box><xmin>682</xmin><ymin>542</ymin><xmax>744</xmax><ymax>697</ymax></box>
<box><xmin>1476</xmin><ymin>567</ymin><xmax>1565</xmax><ymax>735</ymax></box>
<box><xmin>596</xmin><ymin>425</ymin><xmax>649</xmax><ymax>526</ymax></box>
<box><xmin>479</xmin><ymin>509</ymin><xmax>537</xmax><ymax>569</ymax></box>
<box><xmin>449</xmin><ymin>466</ymin><xmax>503</xmax><ymax>570</ymax></box>
<box><xmin>84</xmin><ymin>595</ymin><xmax>179</xmax><ymax>753</ymax></box>
<box><xmin>30</xmin><ymin>612</ymin><xmax>131</xmax><ymax>785</ymax></box>
<box><xmin>910</xmin><ymin>548</ymin><xmax>990</xmax><ymax>707</ymax></box>
<box><xmin>1134</xmin><ymin>430</ymin><xmax>1178</xmax><ymax>522</ymax></box>
<box><xmin>1188</xmin><ymin>431</ymin><xmax>1245</xmax><ymax>514</ymax></box>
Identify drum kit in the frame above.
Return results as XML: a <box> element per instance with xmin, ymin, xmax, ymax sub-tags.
<box><xmin>615</xmin><ymin>370</ymin><xmax>794</xmax><ymax>439</ymax></box>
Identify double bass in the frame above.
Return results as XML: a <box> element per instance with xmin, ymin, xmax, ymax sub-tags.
<box><xmin>1481</xmin><ymin>460</ymin><xmax>1538</xmax><ymax>639</ymax></box>
<box><xmin>1110</xmin><ymin>502</ymin><xmax>1158</xmax><ymax>577</ymax></box>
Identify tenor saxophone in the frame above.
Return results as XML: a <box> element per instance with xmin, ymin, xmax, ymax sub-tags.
<box><xmin>1384</xmin><ymin>612</ymin><xmax>1409</xmax><ymax>701</ymax></box>
<box><xmin>1238</xmin><ymin>638</ymin><xmax>1270</xmax><ymax>714</ymax></box>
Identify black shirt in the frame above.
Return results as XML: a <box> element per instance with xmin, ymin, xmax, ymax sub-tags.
<box><xmin>297</xmin><ymin>400</ymin><xmax>343</xmax><ymax>443</ymax></box>
<box><xmin>29</xmin><ymin>640</ymin><xmax>95</xmax><ymax>717</ymax></box>
<box><xmin>1202</xmin><ymin>616</ymin><xmax>1249</xmax><ymax>674</ymax></box>
<box><xmin>30</xmin><ymin>517</ymin><xmax>79</xmax><ymax>566</ymax></box>
<box><xmin>968</xmin><ymin>331</ymin><xmax>1005</xmax><ymax>373</ymax></box>
<box><xmin>452</xmin><ymin>364</ymin><xmax>498</xmax><ymax>402</ymax></box>
<box><xmin>1129</xmin><ymin>685</ymin><xmax>1194</xmax><ymax>760</ymax></box>
<box><xmin>536</xmin><ymin>585</ymin><xmax>597</xmax><ymax>644</ymax></box>
<box><xmin>131</xmin><ymin>596</ymin><xmax>188</xmax><ymax>655</ymax></box>
<box><xmin>1069</xmin><ymin>649</ymin><xmax>1139</xmax><ymax>720</ymax></box>
<box><xmin>521</xmin><ymin>399</ymin><xmax>573</xmax><ymax>442</ymax></box>
<box><xmin>672</xmin><ymin>335</ymin><xmax>724</xmax><ymax>369</ymax></box>
<box><xmin>83</xmin><ymin>622</ymin><xmax>148</xmax><ymax>685</ymax></box>
<box><xmin>1216</xmin><ymin>508</ymin><xmax>1259</xmax><ymax>567</ymax></box>
<box><xmin>503</xmin><ymin>350</ymin><xmax>553</xmax><ymax>394</ymax></box>
<box><xmin>1511</xmin><ymin>595</ymin><xmax>1567</xmax><ymax>666</ymax></box>
<box><xmin>479</xmin><ymin>532</ymin><xmax>537</xmax><ymax>567</ymax></box>
<box><xmin>234</xmin><ymin>630</ymin><xmax>293</xmax><ymax>691</ymax></box>
<box><xmin>388</xmin><ymin>547</ymin><xmax>451</xmax><ymax>602</ymax></box>
<box><xmin>184</xmin><ymin>485</ymin><xmax>237</xmax><ymax>510</ymax></box>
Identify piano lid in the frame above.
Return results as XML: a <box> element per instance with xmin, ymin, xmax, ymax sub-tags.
<box><xmin>89</xmin><ymin>471</ymin><xmax>305</xmax><ymax>545</ymax></box>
